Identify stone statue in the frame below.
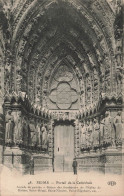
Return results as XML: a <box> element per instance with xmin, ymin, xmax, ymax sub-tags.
<box><xmin>86</xmin><ymin>75</ymin><xmax>91</xmax><ymax>104</ymax></box>
<box><xmin>79</xmin><ymin>78</ymin><xmax>84</xmax><ymax>93</ymax></box>
<box><xmin>93</xmin><ymin>118</ymin><xmax>100</xmax><ymax>147</ymax></box>
<box><xmin>116</xmin><ymin>67</ymin><xmax>123</xmax><ymax>93</ymax></box>
<box><xmin>115</xmin><ymin>38</ymin><xmax>122</xmax><ymax>66</ymax></box>
<box><xmin>86</xmin><ymin>120</ymin><xmax>92</xmax><ymax>148</ymax></box>
<box><xmin>88</xmin><ymin>120</ymin><xmax>93</xmax><ymax>147</ymax></box>
<box><xmin>86</xmin><ymin>74</ymin><xmax>91</xmax><ymax>87</ymax></box>
<box><xmin>14</xmin><ymin>111</ymin><xmax>23</xmax><ymax>144</ymax></box>
<box><xmin>105</xmin><ymin>77</ymin><xmax>111</xmax><ymax>93</ymax></box>
<box><xmin>62</xmin><ymin>112</ymin><xmax>66</xmax><ymax>121</ymax></box>
<box><xmin>5</xmin><ymin>110</ymin><xmax>14</xmax><ymax>143</ymax></box>
<box><xmin>22</xmin><ymin>117</ymin><xmax>29</xmax><ymax>146</ymax></box>
<box><xmin>100</xmin><ymin>115</ymin><xmax>105</xmax><ymax>145</ymax></box>
<box><xmin>41</xmin><ymin>125</ymin><xmax>48</xmax><ymax>147</ymax></box>
<box><xmin>47</xmin><ymin>125</ymin><xmax>52</xmax><ymax>149</ymax></box>
<box><xmin>31</xmin><ymin>132</ymin><xmax>37</xmax><ymax>147</ymax></box>
<box><xmin>87</xmin><ymin>89</ymin><xmax>91</xmax><ymax>103</ymax></box>
<box><xmin>36</xmin><ymin>121</ymin><xmax>41</xmax><ymax>146</ymax></box>
<box><xmin>93</xmin><ymin>67</ymin><xmax>98</xmax><ymax>83</ymax></box>
<box><xmin>16</xmin><ymin>69</ymin><xmax>22</xmax><ymax>92</ymax></box>
<box><xmin>75</xmin><ymin>66</ymin><xmax>82</xmax><ymax>79</ymax></box>
<box><xmin>85</xmin><ymin>121</ymin><xmax>88</xmax><ymax>147</ymax></box>
<box><xmin>35</xmin><ymin>89</ymin><xmax>40</xmax><ymax>103</ymax></box>
<box><xmin>5</xmin><ymin>68</ymin><xmax>11</xmax><ymax>92</ymax></box>
<box><xmin>104</xmin><ymin>111</ymin><xmax>112</xmax><ymax>144</ymax></box>
<box><xmin>113</xmin><ymin>111</ymin><xmax>122</xmax><ymax>144</ymax></box>
<box><xmin>29</xmin><ymin>119</ymin><xmax>37</xmax><ymax>147</ymax></box>
<box><xmin>80</xmin><ymin>94</ymin><xmax>84</xmax><ymax>108</ymax></box>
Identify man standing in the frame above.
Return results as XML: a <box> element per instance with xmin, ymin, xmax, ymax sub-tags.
<box><xmin>30</xmin><ymin>156</ymin><xmax>34</xmax><ymax>175</ymax></box>
<box><xmin>72</xmin><ymin>158</ymin><xmax>77</xmax><ymax>175</ymax></box>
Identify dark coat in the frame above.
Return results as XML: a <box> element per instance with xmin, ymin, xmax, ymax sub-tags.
<box><xmin>72</xmin><ymin>160</ymin><xmax>77</xmax><ymax>168</ymax></box>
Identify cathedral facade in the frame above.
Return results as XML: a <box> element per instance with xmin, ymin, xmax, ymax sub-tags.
<box><xmin>0</xmin><ymin>0</ymin><xmax>123</xmax><ymax>174</ymax></box>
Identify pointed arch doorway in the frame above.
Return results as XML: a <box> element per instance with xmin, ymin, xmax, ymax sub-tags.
<box><xmin>54</xmin><ymin>122</ymin><xmax>74</xmax><ymax>172</ymax></box>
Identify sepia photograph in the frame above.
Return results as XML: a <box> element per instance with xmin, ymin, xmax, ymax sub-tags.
<box><xmin>0</xmin><ymin>0</ymin><xmax>123</xmax><ymax>195</ymax></box>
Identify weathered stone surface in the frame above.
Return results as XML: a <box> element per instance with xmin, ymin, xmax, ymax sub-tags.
<box><xmin>0</xmin><ymin>0</ymin><xmax>123</xmax><ymax>174</ymax></box>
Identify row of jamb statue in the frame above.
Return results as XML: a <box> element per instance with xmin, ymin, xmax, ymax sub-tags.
<box><xmin>80</xmin><ymin>111</ymin><xmax>123</xmax><ymax>150</ymax></box>
<box><xmin>5</xmin><ymin>110</ymin><xmax>50</xmax><ymax>149</ymax></box>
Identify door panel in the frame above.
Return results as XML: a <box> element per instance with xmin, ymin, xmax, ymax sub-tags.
<box><xmin>54</xmin><ymin>124</ymin><xmax>74</xmax><ymax>172</ymax></box>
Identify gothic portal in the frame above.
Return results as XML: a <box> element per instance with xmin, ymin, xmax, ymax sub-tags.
<box><xmin>0</xmin><ymin>0</ymin><xmax>123</xmax><ymax>174</ymax></box>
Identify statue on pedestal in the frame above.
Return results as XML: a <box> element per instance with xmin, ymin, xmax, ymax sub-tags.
<box><xmin>116</xmin><ymin>66</ymin><xmax>123</xmax><ymax>94</ymax></box>
<box><xmin>36</xmin><ymin>121</ymin><xmax>41</xmax><ymax>146</ymax></box>
<box><xmin>89</xmin><ymin>120</ymin><xmax>93</xmax><ymax>147</ymax></box>
<box><xmin>104</xmin><ymin>111</ymin><xmax>112</xmax><ymax>145</ymax></box>
<box><xmin>16</xmin><ymin>69</ymin><xmax>22</xmax><ymax>92</ymax></box>
<box><xmin>113</xmin><ymin>111</ymin><xmax>122</xmax><ymax>145</ymax></box>
<box><xmin>14</xmin><ymin>111</ymin><xmax>23</xmax><ymax>145</ymax></box>
<box><xmin>31</xmin><ymin>132</ymin><xmax>37</xmax><ymax>147</ymax></box>
<box><xmin>29</xmin><ymin>119</ymin><xmax>37</xmax><ymax>147</ymax></box>
<box><xmin>86</xmin><ymin>120</ymin><xmax>92</xmax><ymax>148</ymax></box>
<box><xmin>100</xmin><ymin>115</ymin><xmax>105</xmax><ymax>146</ymax></box>
<box><xmin>5</xmin><ymin>110</ymin><xmax>14</xmax><ymax>144</ymax></box>
<box><xmin>22</xmin><ymin>116</ymin><xmax>29</xmax><ymax>146</ymax></box>
<box><xmin>41</xmin><ymin>125</ymin><xmax>48</xmax><ymax>149</ymax></box>
<box><xmin>93</xmin><ymin>118</ymin><xmax>100</xmax><ymax>147</ymax></box>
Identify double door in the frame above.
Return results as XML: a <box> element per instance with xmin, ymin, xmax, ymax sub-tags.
<box><xmin>54</xmin><ymin>124</ymin><xmax>74</xmax><ymax>172</ymax></box>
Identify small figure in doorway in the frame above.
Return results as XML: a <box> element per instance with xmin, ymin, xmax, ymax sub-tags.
<box><xmin>72</xmin><ymin>158</ymin><xmax>77</xmax><ymax>175</ymax></box>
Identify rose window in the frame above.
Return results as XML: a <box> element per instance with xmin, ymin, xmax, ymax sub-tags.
<box><xmin>49</xmin><ymin>82</ymin><xmax>78</xmax><ymax>109</ymax></box>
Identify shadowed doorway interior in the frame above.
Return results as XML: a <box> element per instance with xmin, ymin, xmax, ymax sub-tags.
<box><xmin>54</xmin><ymin>124</ymin><xmax>74</xmax><ymax>172</ymax></box>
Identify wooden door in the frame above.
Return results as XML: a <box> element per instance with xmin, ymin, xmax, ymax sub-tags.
<box><xmin>54</xmin><ymin>124</ymin><xmax>74</xmax><ymax>172</ymax></box>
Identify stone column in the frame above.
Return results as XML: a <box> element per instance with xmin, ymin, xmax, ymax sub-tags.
<box><xmin>48</xmin><ymin>121</ymin><xmax>54</xmax><ymax>157</ymax></box>
<box><xmin>0</xmin><ymin>111</ymin><xmax>4</xmax><ymax>165</ymax></box>
<box><xmin>0</xmin><ymin>65</ymin><xmax>5</xmax><ymax>165</ymax></box>
<box><xmin>74</xmin><ymin>119</ymin><xmax>80</xmax><ymax>157</ymax></box>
